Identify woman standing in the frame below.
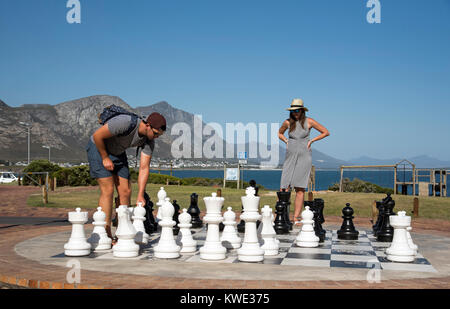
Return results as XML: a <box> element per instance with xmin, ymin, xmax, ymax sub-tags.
<box><xmin>279</xmin><ymin>99</ymin><xmax>330</xmax><ymax>224</ymax></box>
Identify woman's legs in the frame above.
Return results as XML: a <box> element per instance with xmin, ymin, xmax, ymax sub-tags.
<box><xmin>293</xmin><ymin>187</ymin><xmax>305</xmax><ymax>222</ymax></box>
<box><xmin>97</xmin><ymin>177</ymin><xmax>115</xmax><ymax>239</ymax></box>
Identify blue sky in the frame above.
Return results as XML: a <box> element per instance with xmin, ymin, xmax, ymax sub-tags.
<box><xmin>1</xmin><ymin>0</ymin><xmax>449</xmax><ymax>161</ymax></box>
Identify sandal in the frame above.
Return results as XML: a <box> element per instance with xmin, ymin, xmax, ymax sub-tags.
<box><xmin>111</xmin><ymin>236</ymin><xmax>118</xmax><ymax>246</ymax></box>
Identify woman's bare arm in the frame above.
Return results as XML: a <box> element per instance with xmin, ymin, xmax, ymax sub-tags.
<box><xmin>307</xmin><ymin>118</ymin><xmax>330</xmax><ymax>149</ymax></box>
<box><xmin>278</xmin><ymin>120</ymin><xmax>289</xmax><ymax>144</ymax></box>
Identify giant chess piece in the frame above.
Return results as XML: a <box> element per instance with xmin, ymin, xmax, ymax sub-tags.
<box><xmin>156</xmin><ymin>187</ymin><xmax>167</xmax><ymax>223</ymax></box>
<box><xmin>296</xmin><ymin>206</ymin><xmax>319</xmax><ymax>247</ymax></box>
<box><xmin>143</xmin><ymin>192</ymin><xmax>158</xmax><ymax>234</ymax></box>
<box><xmin>373</xmin><ymin>193</ymin><xmax>392</xmax><ymax>235</ymax></box>
<box><xmin>187</xmin><ymin>193</ymin><xmax>203</xmax><ymax>228</ymax></box>
<box><xmin>406</xmin><ymin>226</ymin><xmax>418</xmax><ymax>256</ymax></box>
<box><xmin>65</xmin><ymin>208</ymin><xmax>92</xmax><ymax>256</ymax></box>
<box><xmin>284</xmin><ymin>193</ymin><xmax>293</xmax><ymax>231</ymax></box>
<box><xmin>259</xmin><ymin>205</ymin><xmax>279</xmax><ymax>256</ymax></box>
<box><xmin>386</xmin><ymin>211</ymin><xmax>415</xmax><ymax>262</ymax></box>
<box><xmin>220</xmin><ymin>207</ymin><xmax>242</xmax><ymax>249</ymax></box>
<box><xmin>310</xmin><ymin>201</ymin><xmax>326</xmax><ymax>243</ymax></box>
<box><xmin>237</xmin><ymin>187</ymin><xmax>264</xmax><ymax>262</ymax></box>
<box><xmin>172</xmin><ymin>200</ymin><xmax>181</xmax><ymax>236</ymax></box>
<box><xmin>200</xmin><ymin>193</ymin><xmax>227</xmax><ymax>260</ymax></box>
<box><xmin>113</xmin><ymin>205</ymin><xmax>140</xmax><ymax>258</ymax></box>
<box><xmin>377</xmin><ymin>198</ymin><xmax>396</xmax><ymax>242</ymax></box>
<box><xmin>88</xmin><ymin>207</ymin><xmax>112</xmax><ymax>251</ymax></box>
<box><xmin>177</xmin><ymin>209</ymin><xmax>197</xmax><ymax>253</ymax></box>
<box><xmin>337</xmin><ymin>203</ymin><xmax>359</xmax><ymax>240</ymax></box>
<box><xmin>132</xmin><ymin>202</ymin><xmax>150</xmax><ymax>245</ymax></box>
<box><xmin>274</xmin><ymin>190</ymin><xmax>290</xmax><ymax>235</ymax></box>
<box><xmin>237</xmin><ymin>180</ymin><xmax>260</xmax><ymax>233</ymax></box>
<box><xmin>154</xmin><ymin>198</ymin><xmax>181</xmax><ymax>259</ymax></box>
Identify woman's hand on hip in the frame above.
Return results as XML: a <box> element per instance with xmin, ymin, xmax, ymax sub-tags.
<box><xmin>307</xmin><ymin>140</ymin><xmax>313</xmax><ymax>150</ymax></box>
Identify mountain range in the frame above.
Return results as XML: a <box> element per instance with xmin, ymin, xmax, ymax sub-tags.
<box><xmin>0</xmin><ymin>95</ymin><xmax>448</xmax><ymax>169</ymax></box>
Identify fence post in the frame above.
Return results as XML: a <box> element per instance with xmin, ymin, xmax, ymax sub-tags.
<box><xmin>372</xmin><ymin>200</ymin><xmax>378</xmax><ymax>223</ymax></box>
<box><xmin>42</xmin><ymin>185</ymin><xmax>48</xmax><ymax>204</ymax></box>
<box><xmin>217</xmin><ymin>189</ymin><xmax>222</xmax><ymax>197</ymax></box>
<box><xmin>413</xmin><ymin>197</ymin><xmax>419</xmax><ymax>218</ymax></box>
<box><xmin>308</xmin><ymin>191</ymin><xmax>314</xmax><ymax>202</ymax></box>
<box><xmin>18</xmin><ymin>176</ymin><xmax>21</xmax><ymax>186</ymax></box>
<box><xmin>54</xmin><ymin>177</ymin><xmax>57</xmax><ymax>190</ymax></box>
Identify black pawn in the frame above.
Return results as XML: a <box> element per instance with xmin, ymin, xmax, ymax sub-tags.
<box><xmin>172</xmin><ymin>200</ymin><xmax>181</xmax><ymax>235</ymax></box>
<box><xmin>337</xmin><ymin>203</ymin><xmax>359</xmax><ymax>240</ymax></box>
<box><xmin>143</xmin><ymin>192</ymin><xmax>157</xmax><ymax>234</ymax></box>
<box><xmin>187</xmin><ymin>193</ymin><xmax>203</xmax><ymax>228</ymax></box>
<box><xmin>377</xmin><ymin>199</ymin><xmax>396</xmax><ymax>242</ymax></box>
<box><xmin>274</xmin><ymin>190</ymin><xmax>290</xmax><ymax>235</ymax></box>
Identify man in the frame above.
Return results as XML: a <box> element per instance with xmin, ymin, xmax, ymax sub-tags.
<box><xmin>86</xmin><ymin>111</ymin><xmax>166</xmax><ymax>242</ymax></box>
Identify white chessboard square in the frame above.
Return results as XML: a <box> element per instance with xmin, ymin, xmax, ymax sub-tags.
<box><xmin>333</xmin><ymin>244</ymin><xmax>374</xmax><ymax>251</ymax></box>
<box><xmin>331</xmin><ymin>254</ymin><xmax>380</xmax><ymax>263</ymax></box>
<box><xmin>281</xmin><ymin>258</ymin><xmax>330</xmax><ymax>268</ymax></box>
<box><xmin>380</xmin><ymin>263</ymin><xmax>437</xmax><ymax>273</ymax></box>
<box><xmin>289</xmin><ymin>247</ymin><xmax>332</xmax><ymax>254</ymax></box>
<box><xmin>95</xmin><ymin>252</ymin><xmax>150</xmax><ymax>260</ymax></box>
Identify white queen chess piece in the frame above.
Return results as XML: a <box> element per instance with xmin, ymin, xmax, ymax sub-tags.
<box><xmin>177</xmin><ymin>208</ymin><xmax>197</xmax><ymax>253</ymax></box>
<box><xmin>133</xmin><ymin>202</ymin><xmax>149</xmax><ymax>245</ymax></box>
<box><xmin>296</xmin><ymin>206</ymin><xmax>319</xmax><ymax>248</ymax></box>
<box><xmin>156</xmin><ymin>187</ymin><xmax>167</xmax><ymax>223</ymax></box>
<box><xmin>200</xmin><ymin>193</ymin><xmax>227</xmax><ymax>260</ymax></box>
<box><xmin>87</xmin><ymin>207</ymin><xmax>112</xmax><ymax>251</ymax></box>
<box><xmin>220</xmin><ymin>207</ymin><xmax>242</xmax><ymax>249</ymax></box>
<box><xmin>113</xmin><ymin>205</ymin><xmax>140</xmax><ymax>258</ymax></box>
<box><xmin>64</xmin><ymin>208</ymin><xmax>92</xmax><ymax>256</ymax></box>
<box><xmin>259</xmin><ymin>205</ymin><xmax>279</xmax><ymax>256</ymax></box>
<box><xmin>154</xmin><ymin>198</ymin><xmax>181</xmax><ymax>258</ymax></box>
<box><xmin>386</xmin><ymin>211</ymin><xmax>415</xmax><ymax>262</ymax></box>
<box><xmin>237</xmin><ymin>187</ymin><xmax>265</xmax><ymax>262</ymax></box>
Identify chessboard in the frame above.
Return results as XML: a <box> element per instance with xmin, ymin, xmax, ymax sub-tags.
<box><xmin>84</xmin><ymin>227</ymin><xmax>436</xmax><ymax>273</ymax></box>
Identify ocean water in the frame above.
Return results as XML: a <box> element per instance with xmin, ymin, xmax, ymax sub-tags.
<box><xmin>150</xmin><ymin>169</ymin><xmax>449</xmax><ymax>197</ymax></box>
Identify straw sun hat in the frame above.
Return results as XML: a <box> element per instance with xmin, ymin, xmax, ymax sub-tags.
<box><xmin>286</xmin><ymin>98</ymin><xmax>308</xmax><ymax>112</ymax></box>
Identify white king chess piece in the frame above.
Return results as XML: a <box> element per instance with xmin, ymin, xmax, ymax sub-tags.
<box><xmin>220</xmin><ymin>207</ymin><xmax>242</xmax><ymax>249</ymax></box>
<box><xmin>386</xmin><ymin>211</ymin><xmax>415</xmax><ymax>262</ymax></box>
<box><xmin>154</xmin><ymin>198</ymin><xmax>181</xmax><ymax>258</ymax></box>
<box><xmin>200</xmin><ymin>193</ymin><xmax>227</xmax><ymax>260</ymax></box>
<box><xmin>177</xmin><ymin>209</ymin><xmax>197</xmax><ymax>253</ymax></box>
<box><xmin>296</xmin><ymin>206</ymin><xmax>319</xmax><ymax>248</ymax></box>
<box><xmin>88</xmin><ymin>207</ymin><xmax>112</xmax><ymax>251</ymax></box>
<box><xmin>113</xmin><ymin>205</ymin><xmax>140</xmax><ymax>258</ymax></box>
<box><xmin>237</xmin><ymin>187</ymin><xmax>265</xmax><ymax>262</ymax></box>
<box><xmin>133</xmin><ymin>202</ymin><xmax>149</xmax><ymax>245</ymax></box>
<box><xmin>64</xmin><ymin>208</ymin><xmax>92</xmax><ymax>256</ymax></box>
<box><xmin>259</xmin><ymin>205</ymin><xmax>279</xmax><ymax>256</ymax></box>
<box><xmin>156</xmin><ymin>187</ymin><xmax>167</xmax><ymax>223</ymax></box>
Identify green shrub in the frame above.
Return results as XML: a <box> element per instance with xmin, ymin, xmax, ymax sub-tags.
<box><xmin>22</xmin><ymin>160</ymin><xmax>61</xmax><ymax>186</ymax></box>
<box><xmin>329</xmin><ymin>177</ymin><xmax>393</xmax><ymax>194</ymax></box>
<box><xmin>68</xmin><ymin>166</ymin><xmax>97</xmax><ymax>186</ymax></box>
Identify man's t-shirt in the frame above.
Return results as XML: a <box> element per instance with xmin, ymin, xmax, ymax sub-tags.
<box><xmin>90</xmin><ymin>114</ymin><xmax>155</xmax><ymax>156</ymax></box>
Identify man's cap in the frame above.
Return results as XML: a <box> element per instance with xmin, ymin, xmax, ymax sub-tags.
<box><xmin>146</xmin><ymin>112</ymin><xmax>167</xmax><ymax>131</ymax></box>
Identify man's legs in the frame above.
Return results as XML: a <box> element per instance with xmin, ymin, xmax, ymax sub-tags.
<box><xmin>113</xmin><ymin>175</ymin><xmax>132</xmax><ymax>206</ymax></box>
<box><xmin>97</xmin><ymin>177</ymin><xmax>115</xmax><ymax>239</ymax></box>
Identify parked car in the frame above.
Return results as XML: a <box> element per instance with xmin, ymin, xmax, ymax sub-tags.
<box><xmin>0</xmin><ymin>172</ymin><xmax>18</xmax><ymax>184</ymax></box>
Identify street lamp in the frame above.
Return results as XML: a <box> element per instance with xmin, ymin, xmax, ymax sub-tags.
<box><xmin>19</xmin><ymin>122</ymin><xmax>31</xmax><ymax>165</ymax></box>
<box><xmin>42</xmin><ymin>145</ymin><xmax>51</xmax><ymax>162</ymax></box>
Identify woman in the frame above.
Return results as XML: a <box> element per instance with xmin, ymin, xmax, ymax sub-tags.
<box><xmin>278</xmin><ymin>99</ymin><xmax>330</xmax><ymax>224</ymax></box>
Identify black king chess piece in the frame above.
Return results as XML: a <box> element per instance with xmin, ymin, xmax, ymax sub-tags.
<box><xmin>337</xmin><ymin>203</ymin><xmax>359</xmax><ymax>240</ymax></box>
<box><xmin>143</xmin><ymin>192</ymin><xmax>157</xmax><ymax>234</ymax></box>
<box><xmin>187</xmin><ymin>193</ymin><xmax>203</xmax><ymax>228</ymax></box>
<box><xmin>274</xmin><ymin>189</ymin><xmax>290</xmax><ymax>235</ymax></box>
<box><xmin>377</xmin><ymin>198</ymin><xmax>396</xmax><ymax>242</ymax></box>
<box><xmin>172</xmin><ymin>200</ymin><xmax>181</xmax><ymax>235</ymax></box>
<box><xmin>237</xmin><ymin>180</ymin><xmax>260</xmax><ymax>233</ymax></box>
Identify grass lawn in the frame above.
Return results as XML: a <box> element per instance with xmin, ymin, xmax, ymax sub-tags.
<box><xmin>26</xmin><ymin>184</ymin><xmax>450</xmax><ymax>220</ymax></box>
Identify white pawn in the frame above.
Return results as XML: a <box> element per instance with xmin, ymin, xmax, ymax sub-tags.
<box><xmin>221</xmin><ymin>207</ymin><xmax>242</xmax><ymax>249</ymax></box>
<box><xmin>88</xmin><ymin>207</ymin><xmax>112</xmax><ymax>251</ymax></box>
<box><xmin>296</xmin><ymin>206</ymin><xmax>319</xmax><ymax>248</ymax></box>
<box><xmin>156</xmin><ymin>187</ymin><xmax>167</xmax><ymax>223</ymax></box>
<box><xmin>65</xmin><ymin>208</ymin><xmax>92</xmax><ymax>256</ymax></box>
<box><xmin>113</xmin><ymin>205</ymin><xmax>140</xmax><ymax>258</ymax></box>
<box><xmin>237</xmin><ymin>187</ymin><xmax>265</xmax><ymax>262</ymax></box>
<box><xmin>259</xmin><ymin>205</ymin><xmax>279</xmax><ymax>256</ymax></box>
<box><xmin>154</xmin><ymin>198</ymin><xmax>181</xmax><ymax>258</ymax></box>
<box><xmin>406</xmin><ymin>226</ymin><xmax>418</xmax><ymax>256</ymax></box>
<box><xmin>177</xmin><ymin>209</ymin><xmax>197</xmax><ymax>253</ymax></box>
<box><xmin>200</xmin><ymin>193</ymin><xmax>227</xmax><ymax>260</ymax></box>
<box><xmin>386</xmin><ymin>211</ymin><xmax>415</xmax><ymax>262</ymax></box>
<box><xmin>133</xmin><ymin>202</ymin><xmax>149</xmax><ymax>245</ymax></box>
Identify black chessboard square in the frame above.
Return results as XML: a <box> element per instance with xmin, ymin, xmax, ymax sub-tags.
<box><xmin>262</xmin><ymin>258</ymin><xmax>284</xmax><ymax>265</ymax></box>
<box><xmin>285</xmin><ymin>253</ymin><xmax>331</xmax><ymax>260</ymax></box>
<box><xmin>278</xmin><ymin>238</ymin><xmax>294</xmax><ymax>244</ymax></box>
<box><xmin>331</xmin><ymin>249</ymin><xmax>376</xmax><ymax>256</ymax></box>
<box><xmin>330</xmin><ymin>260</ymin><xmax>381</xmax><ymax>269</ymax></box>
<box><xmin>332</xmin><ymin>240</ymin><xmax>370</xmax><ymax>245</ymax></box>
<box><xmin>193</xmin><ymin>236</ymin><xmax>206</xmax><ymax>241</ymax></box>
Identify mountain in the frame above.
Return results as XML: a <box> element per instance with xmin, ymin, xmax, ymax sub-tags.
<box><xmin>348</xmin><ymin>155</ymin><xmax>450</xmax><ymax>168</ymax></box>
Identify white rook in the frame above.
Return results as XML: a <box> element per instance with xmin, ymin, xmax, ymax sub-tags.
<box><xmin>64</xmin><ymin>208</ymin><xmax>91</xmax><ymax>256</ymax></box>
<box><xmin>237</xmin><ymin>187</ymin><xmax>264</xmax><ymax>262</ymax></box>
<box><xmin>386</xmin><ymin>211</ymin><xmax>415</xmax><ymax>262</ymax></box>
<box><xmin>88</xmin><ymin>207</ymin><xmax>112</xmax><ymax>251</ymax></box>
<box><xmin>113</xmin><ymin>205</ymin><xmax>139</xmax><ymax>258</ymax></box>
<box><xmin>200</xmin><ymin>193</ymin><xmax>227</xmax><ymax>260</ymax></box>
<box><xmin>154</xmin><ymin>198</ymin><xmax>181</xmax><ymax>258</ymax></box>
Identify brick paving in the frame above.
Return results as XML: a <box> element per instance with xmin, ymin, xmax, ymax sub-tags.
<box><xmin>0</xmin><ymin>185</ymin><xmax>449</xmax><ymax>289</ymax></box>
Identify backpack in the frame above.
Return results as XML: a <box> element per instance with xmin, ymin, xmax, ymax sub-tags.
<box><xmin>98</xmin><ymin>105</ymin><xmax>142</xmax><ymax>136</ymax></box>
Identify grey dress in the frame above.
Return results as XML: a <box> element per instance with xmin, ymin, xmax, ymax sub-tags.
<box><xmin>280</xmin><ymin>119</ymin><xmax>312</xmax><ymax>189</ymax></box>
